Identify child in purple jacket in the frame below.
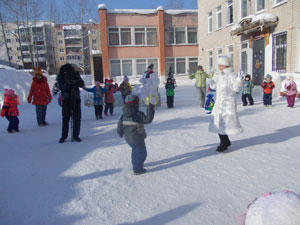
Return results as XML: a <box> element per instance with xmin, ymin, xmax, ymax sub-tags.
<box><xmin>284</xmin><ymin>74</ymin><xmax>298</xmax><ymax>108</ymax></box>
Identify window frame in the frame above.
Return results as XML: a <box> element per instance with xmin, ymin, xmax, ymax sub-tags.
<box><xmin>226</xmin><ymin>0</ymin><xmax>234</xmax><ymax>26</ymax></box>
<box><xmin>208</xmin><ymin>11</ymin><xmax>213</xmax><ymax>34</ymax></box>
<box><xmin>165</xmin><ymin>57</ymin><xmax>197</xmax><ymax>75</ymax></box>
<box><xmin>165</xmin><ymin>26</ymin><xmax>198</xmax><ymax>45</ymax></box>
<box><xmin>272</xmin><ymin>31</ymin><xmax>287</xmax><ymax>73</ymax></box>
<box><xmin>208</xmin><ymin>50</ymin><xmax>214</xmax><ymax>73</ymax></box>
<box><xmin>216</xmin><ymin>6</ymin><xmax>222</xmax><ymax>31</ymax></box>
<box><xmin>255</xmin><ymin>0</ymin><xmax>265</xmax><ymax>14</ymax></box>
<box><xmin>239</xmin><ymin>0</ymin><xmax>248</xmax><ymax>20</ymax></box>
<box><xmin>273</xmin><ymin>0</ymin><xmax>288</xmax><ymax>8</ymax></box>
<box><xmin>240</xmin><ymin>41</ymin><xmax>249</xmax><ymax>74</ymax></box>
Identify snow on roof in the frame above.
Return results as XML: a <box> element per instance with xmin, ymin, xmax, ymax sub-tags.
<box><xmin>165</xmin><ymin>9</ymin><xmax>198</xmax><ymax>15</ymax></box>
<box><xmin>156</xmin><ymin>6</ymin><xmax>164</xmax><ymax>11</ymax></box>
<box><xmin>63</xmin><ymin>25</ymin><xmax>82</xmax><ymax>30</ymax></box>
<box><xmin>251</xmin><ymin>13</ymin><xmax>278</xmax><ymax>23</ymax></box>
<box><xmin>98</xmin><ymin>4</ymin><xmax>107</xmax><ymax>10</ymax></box>
<box><xmin>92</xmin><ymin>50</ymin><xmax>102</xmax><ymax>55</ymax></box>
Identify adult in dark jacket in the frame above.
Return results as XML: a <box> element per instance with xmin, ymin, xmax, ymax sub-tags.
<box><xmin>117</xmin><ymin>94</ymin><xmax>155</xmax><ymax>175</ymax></box>
<box><xmin>56</xmin><ymin>64</ymin><xmax>84</xmax><ymax>143</ymax></box>
<box><xmin>27</xmin><ymin>67</ymin><xmax>52</xmax><ymax>126</ymax></box>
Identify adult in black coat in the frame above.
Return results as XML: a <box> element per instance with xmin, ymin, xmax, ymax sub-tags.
<box><xmin>56</xmin><ymin>64</ymin><xmax>84</xmax><ymax>143</ymax></box>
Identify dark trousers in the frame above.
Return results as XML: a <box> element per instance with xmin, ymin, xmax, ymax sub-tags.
<box><xmin>104</xmin><ymin>103</ymin><xmax>114</xmax><ymax>115</ymax></box>
<box><xmin>35</xmin><ymin>105</ymin><xmax>47</xmax><ymax>125</ymax></box>
<box><xmin>263</xmin><ymin>93</ymin><xmax>272</xmax><ymax>105</ymax></box>
<box><xmin>5</xmin><ymin>115</ymin><xmax>19</xmax><ymax>132</ymax></box>
<box><xmin>94</xmin><ymin>105</ymin><xmax>103</xmax><ymax>118</ymax></box>
<box><xmin>286</xmin><ymin>94</ymin><xmax>296</xmax><ymax>107</ymax></box>
<box><xmin>167</xmin><ymin>96</ymin><xmax>174</xmax><ymax>108</ymax></box>
<box><xmin>129</xmin><ymin>141</ymin><xmax>147</xmax><ymax>173</ymax></box>
<box><xmin>241</xmin><ymin>94</ymin><xmax>254</xmax><ymax>106</ymax></box>
<box><xmin>61</xmin><ymin>100</ymin><xmax>81</xmax><ymax>139</ymax></box>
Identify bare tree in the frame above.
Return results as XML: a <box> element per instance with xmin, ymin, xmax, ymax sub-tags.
<box><xmin>0</xmin><ymin>13</ymin><xmax>12</xmax><ymax>67</ymax></box>
<box><xmin>167</xmin><ymin>0</ymin><xmax>184</xmax><ymax>9</ymax></box>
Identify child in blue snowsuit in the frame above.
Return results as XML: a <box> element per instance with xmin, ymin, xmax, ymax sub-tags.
<box><xmin>117</xmin><ymin>94</ymin><xmax>155</xmax><ymax>175</ymax></box>
<box><xmin>83</xmin><ymin>81</ymin><xmax>107</xmax><ymax>119</ymax></box>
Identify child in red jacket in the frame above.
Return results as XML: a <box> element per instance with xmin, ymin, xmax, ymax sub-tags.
<box><xmin>261</xmin><ymin>74</ymin><xmax>275</xmax><ymax>107</ymax></box>
<box><xmin>27</xmin><ymin>67</ymin><xmax>52</xmax><ymax>126</ymax></box>
<box><xmin>1</xmin><ymin>89</ymin><xmax>20</xmax><ymax>133</ymax></box>
<box><xmin>104</xmin><ymin>79</ymin><xmax>118</xmax><ymax>116</ymax></box>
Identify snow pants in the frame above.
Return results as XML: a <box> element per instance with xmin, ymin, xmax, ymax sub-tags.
<box><xmin>94</xmin><ymin>105</ymin><xmax>103</xmax><ymax>119</ymax></box>
<box><xmin>241</xmin><ymin>94</ymin><xmax>254</xmax><ymax>106</ymax></box>
<box><xmin>263</xmin><ymin>93</ymin><xmax>272</xmax><ymax>105</ymax></box>
<box><xmin>167</xmin><ymin>96</ymin><xmax>174</xmax><ymax>108</ymax></box>
<box><xmin>129</xmin><ymin>141</ymin><xmax>147</xmax><ymax>173</ymax></box>
<box><xmin>286</xmin><ymin>94</ymin><xmax>296</xmax><ymax>107</ymax></box>
<box><xmin>35</xmin><ymin>105</ymin><xmax>47</xmax><ymax>125</ymax></box>
<box><xmin>61</xmin><ymin>100</ymin><xmax>81</xmax><ymax>139</ymax></box>
<box><xmin>104</xmin><ymin>103</ymin><xmax>114</xmax><ymax>115</ymax></box>
<box><xmin>196</xmin><ymin>86</ymin><xmax>206</xmax><ymax>107</ymax></box>
<box><xmin>5</xmin><ymin>115</ymin><xmax>19</xmax><ymax>132</ymax></box>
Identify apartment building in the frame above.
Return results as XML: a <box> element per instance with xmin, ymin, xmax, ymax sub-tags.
<box><xmin>98</xmin><ymin>4</ymin><xmax>198</xmax><ymax>80</ymax></box>
<box><xmin>53</xmin><ymin>23</ymin><xmax>101</xmax><ymax>74</ymax></box>
<box><xmin>0</xmin><ymin>21</ymin><xmax>56</xmax><ymax>73</ymax></box>
<box><xmin>198</xmin><ymin>0</ymin><xmax>300</xmax><ymax>84</ymax></box>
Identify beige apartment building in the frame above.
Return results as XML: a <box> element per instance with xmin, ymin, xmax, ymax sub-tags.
<box><xmin>53</xmin><ymin>23</ymin><xmax>101</xmax><ymax>74</ymax></box>
<box><xmin>198</xmin><ymin>0</ymin><xmax>300</xmax><ymax>84</ymax></box>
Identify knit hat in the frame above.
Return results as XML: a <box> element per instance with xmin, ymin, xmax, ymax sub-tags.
<box><xmin>125</xmin><ymin>94</ymin><xmax>139</xmax><ymax>105</ymax></box>
<box><xmin>286</xmin><ymin>74</ymin><xmax>294</xmax><ymax>80</ymax></box>
<box><xmin>148</xmin><ymin>64</ymin><xmax>154</xmax><ymax>70</ymax></box>
<box><xmin>4</xmin><ymin>88</ymin><xmax>15</xmax><ymax>96</ymax></box>
<box><xmin>217</xmin><ymin>56</ymin><xmax>232</xmax><ymax>67</ymax></box>
<box><xmin>124</xmin><ymin>75</ymin><xmax>129</xmax><ymax>81</ymax></box>
<box><xmin>266</xmin><ymin>74</ymin><xmax>272</xmax><ymax>79</ymax></box>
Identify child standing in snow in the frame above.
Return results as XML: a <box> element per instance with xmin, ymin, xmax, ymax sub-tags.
<box><xmin>284</xmin><ymin>74</ymin><xmax>298</xmax><ymax>108</ymax></box>
<box><xmin>119</xmin><ymin>76</ymin><xmax>132</xmax><ymax>103</ymax></box>
<box><xmin>1</xmin><ymin>89</ymin><xmax>20</xmax><ymax>133</ymax></box>
<box><xmin>261</xmin><ymin>74</ymin><xmax>275</xmax><ymax>107</ymax></box>
<box><xmin>83</xmin><ymin>81</ymin><xmax>107</xmax><ymax>119</ymax></box>
<box><xmin>165</xmin><ymin>78</ymin><xmax>175</xmax><ymax>108</ymax></box>
<box><xmin>241</xmin><ymin>74</ymin><xmax>254</xmax><ymax>106</ymax></box>
<box><xmin>104</xmin><ymin>79</ymin><xmax>118</xmax><ymax>116</ymax></box>
<box><xmin>117</xmin><ymin>94</ymin><xmax>155</xmax><ymax>175</ymax></box>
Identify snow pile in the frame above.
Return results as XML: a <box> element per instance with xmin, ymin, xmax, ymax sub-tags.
<box><xmin>0</xmin><ymin>64</ymin><xmax>16</xmax><ymax>70</ymax></box>
<box><xmin>165</xmin><ymin>9</ymin><xmax>198</xmax><ymax>15</ymax></box>
<box><xmin>98</xmin><ymin>4</ymin><xmax>107</xmax><ymax>10</ymax></box>
<box><xmin>244</xmin><ymin>191</ymin><xmax>300</xmax><ymax>225</ymax></box>
<box><xmin>0</xmin><ymin>68</ymin><xmax>55</xmax><ymax>106</ymax></box>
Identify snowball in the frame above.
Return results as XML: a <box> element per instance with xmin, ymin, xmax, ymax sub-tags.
<box><xmin>245</xmin><ymin>191</ymin><xmax>300</xmax><ymax>225</ymax></box>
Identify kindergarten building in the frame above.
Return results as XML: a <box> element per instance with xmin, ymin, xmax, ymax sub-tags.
<box><xmin>98</xmin><ymin>4</ymin><xmax>198</xmax><ymax>80</ymax></box>
<box><xmin>198</xmin><ymin>0</ymin><xmax>300</xmax><ymax>85</ymax></box>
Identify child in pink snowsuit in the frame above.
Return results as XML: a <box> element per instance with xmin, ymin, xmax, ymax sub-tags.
<box><xmin>284</xmin><ymin>74</ymin><xmax>298</xmax><ymax>107</ymax></box>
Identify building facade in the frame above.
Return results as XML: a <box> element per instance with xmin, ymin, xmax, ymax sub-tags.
<box><xmin>0</xmin><ymin>21</ymin><xmax>56</xmax><ymax>73</ymax></box>
<box><xmin>198</xmin><ymin>0</ymin><xmax>300</xmax><ymax>84</ymax></box>
<box><xmin>98</xmin><ymin>4</ymin><xmax>198</xmax><ymax>79</ymax></box>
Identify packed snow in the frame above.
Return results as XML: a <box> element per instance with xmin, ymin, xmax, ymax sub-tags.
<box><xmin>1</xmin><ymin>71</ymin><xmax>300</xmax><ymax>225</ymax></box>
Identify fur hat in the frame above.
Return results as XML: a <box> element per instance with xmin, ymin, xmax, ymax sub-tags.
<box><xmin>217</xmin><ymin>56</ymin><xmax>232</xmax><ymax>67</ymax></box>
<box><xmin>266</xmin><ymin>74</ymin><xmax>272</xmax><ymax>80</ymax></box>
<box><xmin>125</xmin><ymin>94</ymin><xmax>139</xmax><ymax>105</ymax></box>
<box><xmin>33</xmin><ymin>67</ymin><xmax>43</xmax><ymax>76</ymax></box>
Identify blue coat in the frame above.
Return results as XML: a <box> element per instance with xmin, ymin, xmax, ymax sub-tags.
<box><xmin>84</xmin><ymin>86</ymin><xmax>107</xmax><ymax>105</ymax></box>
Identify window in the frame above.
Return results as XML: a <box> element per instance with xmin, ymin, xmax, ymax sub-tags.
<box><xmin>216</xmin><ymin>48</ymin><xmax>223</xmax><ymax>68</ymax></box>
<box><xmin>91</xmin><ymin>30</ymin><xmax>96</xmax><ymax>35</ymax></box>
<box><xmin>208</xmin><ymin>11</ymin><xmax>213</xmax><ymax>33</ymax></box>
<box><xmin>136</xmin><ymin>59</ymin><xmax>147</xmax><ymax>75</ymax></box>
<box><xmin>16</xmin><ymin>38</ymin><xmax>20</xmax><ymax>42</ymax></box>
<box><xmin>110</xmin><ymin>60</ymin><xmax>121</xmax><ymax>76</ymax></box>
<box><xmin>17</xmin><ymin>47</ymin><xmax>20</xmax><ymax>51</ymax></box>
<box><xmin>60</xmin><ymin>56</ymin><xmax>64</xmax><ymax>61</ymax></box>
<box><xmin>165</xmin><ymin>27</ymin><xmax>175</xmax><ymax>44</ymax></box>
<box><xmin>216</xmin><ymin>6</ymin><xmax>222</xmax><ymax>30</ymax></box>
<box><xmin>208</xmin><ymin>50</ymin><xmax>213</xmax><ymax>73</ymax></box>
<box><xmin>18</xmin><ymin>56</ymin><xmax>22</xmax><ymax>60</ymax></box>
<box><xmin>165</xmin><ymin>58</ymin><xmax>175</xmax><ymax>75</ymax></box>
<box><xmin>240</xmin><ymin>0</ymin><xmax>248</xmax><ymax>19</ymax></box>
<box><xmin>122</xmin><ymin>59</ymin><xmax>133</xmax><ymax>76</ymax></box>
<box><xmin>175</xmin><ymin>27</ymin><xmax>186</xmax><ymax>44</ymax></box>
<box><xmin>59</xmin><ymin>48</ymin><xmax>64</xmax><ymax>53</ymax></box>
<box><xmin>8</xmin><ymin>47</ymin><xmax>12</xmax><ymax>52</ymax></box>
<box><xmin>188</xmin><ymin>27</ymin><xmax>197</xmax><ymax>44</ymax></box>
<box><xmin>227</xmin><ymin>45</ymin><xmax>234</xmax><ymax>61</ymax></box>
<box><xmin>92</xmin><ymin>39</ymin><xmax>97</xmax><ymax>44</ymax></box>
<box><xmin>135</xmin><ymin>28</ymin><xmax>145</xmax><ymax>45</ymax></box>
<box><xmin>58</xmin><ymin>40</ymin><xmax>63</xmax><ymax>45</ymax></box>
<box><xmin>256</xmin><ymin>0</ymin><xmax>265</xmax><ymax>12</ymax></box>
<box><xmin>241</xmin><ymin>42</ymin><xmax>248</xmax><ymax>73</ymax></box>
<box><xmin>6</xmin><ymin>39</ymin><xmax>11</xmax><ymax>43</ymax></box>
<box><xmin>57</xmin><ymin>31</ymin><xmax>62</xmax><ymax>36</ymax></box>
<box><xmin>176</xmin><ymin>58</ymin><xmax>186</xmax><ymax>74</ymax></box>
<box><xmin>146</xmin><ymin>27</ymin><xmax>158</xmax><ymax>45</ymax></box>
<box><xmin>227</xmin><ymin>0</ymin><xmax>233</xmax><ymax>25</ymax></box>
<box><xmin>9</xmin><ymin>56</ymin><xmax>13</xmax><ymax>60</ymax></box>
<box><xmin>165</xmin><ymin>58</ymin><xmax>188</xmax><ymax>75</ymax></box>
<box><xmin>148</xmin><ymin>58</ymin><xmax>158</xmax><ymax>73</ymax></box>
<box><xmin>189</xmin><ymin>58</ymin><xmax>198</xmax><ymax>74</ymax></box>
<box><xmin>121</xmin><ymin>28</ymin><xmax>131</xmax><ymax>45</ymax></box>
<box><xmin>67</xmin><ymin>55</ymin><xmax>81</xmax><ymax>60</ymax></box>
<box><xmin>5</xmin><ymin>30</ymin><xmax>10</xmax><ymax>36</ymax></box>
<box><xmin>108</xmin><ymin>28</ymin><xmax>119</xmax><ymax>46</ymax></box>
<box><xmin>272</xmin><ymin>31</ymin><xmax>287</xmax><ymax>72</ymax></box>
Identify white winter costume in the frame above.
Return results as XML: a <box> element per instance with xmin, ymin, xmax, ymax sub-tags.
<box><xmin>209</xmin><ymin>67</ymin><xmax>243</xmax><ymax>135</ymax></box>
<box><xmin>139</xmin><ymin>71</ymin><xmax>160</xmax><ymax>104</ymax></box>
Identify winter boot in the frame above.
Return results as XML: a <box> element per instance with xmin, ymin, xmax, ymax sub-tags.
<box><xmin>73</xmin><ymin>137</ymin><xmax>82</xmax><ymax>142</ymax></box>
<box><xmin>59</xmin><ymin>138</ymin><xmax>65</xmax><ymax>143</ymax></box>
<box><xmin>217</xmin><ymin>134</ymin><xmax>229</xmax><ymax>152</ymax></box>
<box><xmin>133</xmin><ymin>168</ymin><xmax>147</xmax><ymax>175</ymax></box>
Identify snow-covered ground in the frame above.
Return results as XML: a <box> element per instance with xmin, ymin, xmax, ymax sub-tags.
<box><xmin>1</xmin><ymin>73</ymin><xmax>300</xmax><ymax>225</ymax></box>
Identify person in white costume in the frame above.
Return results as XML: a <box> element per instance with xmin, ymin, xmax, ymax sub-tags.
<box><xmin>139</xmin><ymin>64</ymin><xmax>160</xmax><ymax>105</ymax></box>
<box><xmin>209</xmin><ymin>56</ymin><xmax>243</xmax><ymax>152</ymax></box>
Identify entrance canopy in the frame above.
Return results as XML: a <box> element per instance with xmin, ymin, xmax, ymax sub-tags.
<box><xmin>230</xmin><ymin>13</ymin><xmax>278</xmax><ymax>36</ymax></box>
